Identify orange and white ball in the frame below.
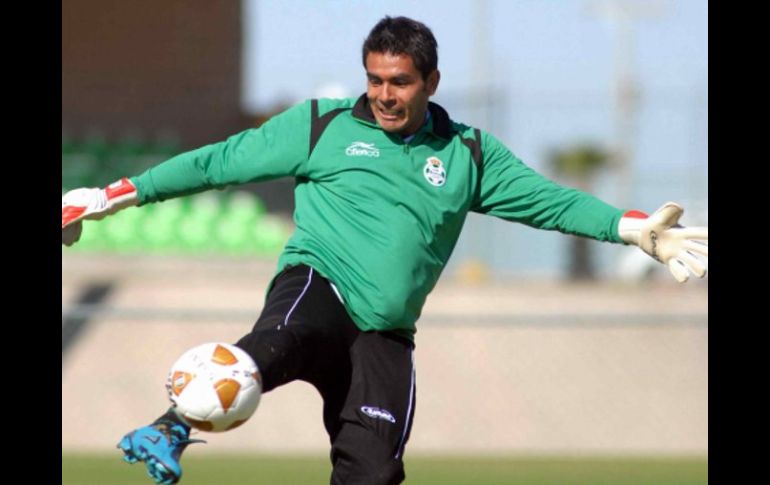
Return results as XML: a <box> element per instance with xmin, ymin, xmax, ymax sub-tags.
<box><xmin>166</xmin><ymin>342</ymin><xmax>261</xmax><ymax>432</ymax></box>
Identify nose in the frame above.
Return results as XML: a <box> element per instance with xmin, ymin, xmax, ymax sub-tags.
<box><xmin>379</xmin><ymin>83</ymin><xmax>396</xmax><ymax>108</ymax></box>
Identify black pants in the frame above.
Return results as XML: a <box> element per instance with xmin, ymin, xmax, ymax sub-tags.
<box><xmin>235</xmin><ymin>264</ymin><xmax>416</xmax><ymax>485</ymax></box>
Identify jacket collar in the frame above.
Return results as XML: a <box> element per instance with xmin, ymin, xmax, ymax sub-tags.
<box><xmin>351</xmin><ymin>93</ymin><xmax>453</xmax><ymax>140</ymax></box>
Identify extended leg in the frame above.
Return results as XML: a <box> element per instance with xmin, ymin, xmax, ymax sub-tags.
<box><xmin>117</xmin><ymin>264</ymin><xmax>339</xmax><ymax>484</ymax></box>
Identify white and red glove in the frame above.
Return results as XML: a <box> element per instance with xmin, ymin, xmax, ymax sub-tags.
<box><xmin>62</xmin><ymin>177</ymin><xmax>139</xmax><ymax>246</ymax></box>
<box><xmin>618</xmin><ymin>202</ymin><xmax>708</xmax><ymax>283</ymax></box>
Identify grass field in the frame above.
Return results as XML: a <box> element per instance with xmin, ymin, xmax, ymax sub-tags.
<box><xmin>62</xmin><ymin>453</ymin><xmax>707</xmax><ymax>484</ymax></box>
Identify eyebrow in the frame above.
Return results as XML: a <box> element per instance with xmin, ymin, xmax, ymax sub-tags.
<box><xmin>366</xmin><ymin>72</ymin><xmax>414</xmax><ymax>83</ymax></box>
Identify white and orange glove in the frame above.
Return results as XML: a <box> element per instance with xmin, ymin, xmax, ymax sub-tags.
<box><xmin>61</xmin><ymin>177</ymin><xmax>139</xmax><ymax>246</ymax></box>
<box><xmin>618</xmin><ymin>202</ymin><xmax>708</xmax><ymax>283</ymax></box>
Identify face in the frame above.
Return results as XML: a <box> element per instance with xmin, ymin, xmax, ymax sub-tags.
<box><xmin>365</xmin><ymin>51</ymin><xmax>440</xmax><ymax>136</ymax></box>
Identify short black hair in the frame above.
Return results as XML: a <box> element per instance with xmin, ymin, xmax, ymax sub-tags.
<box><xmin>362</xmin><ymin>16</ymin><xmax>438</xmax><ymax>80</ymax></box>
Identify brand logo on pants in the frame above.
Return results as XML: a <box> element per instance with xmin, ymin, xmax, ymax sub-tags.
<box><xmin>360</xmin><ymin>406</ymin><xmax>396</xmax><ymax>423</ymax></box>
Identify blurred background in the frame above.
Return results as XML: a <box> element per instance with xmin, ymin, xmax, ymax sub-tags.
<box><xmin>62</xmin><ymin>1</ymin><xmax>707</xmax><ymax>483</ymax></box>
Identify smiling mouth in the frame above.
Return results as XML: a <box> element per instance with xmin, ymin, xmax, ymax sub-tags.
<box><xmin>378</xmin><ymin>107</ymin><xmax>402</xmax><ymax>120</ymax></box>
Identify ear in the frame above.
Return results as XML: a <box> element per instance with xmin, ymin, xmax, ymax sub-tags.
<box><xmin>426</xmin><ymin>70</ymin><xmax>440</xmax><ymax>95</ymax></box>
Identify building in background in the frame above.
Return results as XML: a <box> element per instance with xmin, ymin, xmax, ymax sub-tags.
<box><xmin>62</xmin><ymin>0</ymin><xmax>295</xmax><ymax>213</ymax></box>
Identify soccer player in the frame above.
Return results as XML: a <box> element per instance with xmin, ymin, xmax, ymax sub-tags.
<box><xmin>61</xmin><ymin>16</ymin><xmax>708</xmax><ymax>485</ymax></box>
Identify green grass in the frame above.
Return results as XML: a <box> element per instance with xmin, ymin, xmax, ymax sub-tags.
<box><xmin>62</xmin><ymin>453</ymin><xmax>707</xmax><ymax>484</ymax></box>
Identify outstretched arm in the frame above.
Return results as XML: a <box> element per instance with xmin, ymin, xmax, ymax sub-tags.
<box><xmin>471</xmin><ymin>131</ymin><xmax>707</xmax><ymax>283</ymax></box>
<box><xmin>61</xmin><ymin>100</ymin><xmax>314</xmax><ymax>246</ymax></box>
<box><xmin>471</xmin><ymin>130</ymin><xmax>624</xmax><ymax>243</ymax></box>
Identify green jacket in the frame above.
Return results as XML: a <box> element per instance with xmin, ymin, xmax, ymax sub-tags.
<box><xmin>131</xmin><ymin>94</ymin><xmax>624</xmax><ymax>339</ymax></box>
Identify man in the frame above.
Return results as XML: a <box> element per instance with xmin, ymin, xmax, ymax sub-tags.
<box><xmin>61</xmin><ymin>16</ymin><xmax>708</xmax><ymax>485</ymax></box>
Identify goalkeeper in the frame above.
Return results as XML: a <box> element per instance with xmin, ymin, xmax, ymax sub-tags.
<box><xmin>61</xmin><ymin>16</ymin><xmax>708</xmax><ymax>485</ymax></box>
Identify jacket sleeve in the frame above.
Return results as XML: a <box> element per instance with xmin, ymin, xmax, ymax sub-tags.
<box><xmin>130</xmin><ymin>100</ymin><xmax>312</xmax><ymax>204</ymax></box>
<box><xmin>471</xmin><ymin>131</ymin><xmax>625</xmax><ymax>243</ymax></box>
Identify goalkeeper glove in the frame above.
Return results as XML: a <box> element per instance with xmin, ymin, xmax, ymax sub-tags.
<box><xmin>62</xmin><ymin>177</ymin><xmax>139</xmax><ymax>246</ymax></box>
<box><xmin>618</xmin><ymin>202</ymin><xmax>708</xmax><ymax>283</ymax></box>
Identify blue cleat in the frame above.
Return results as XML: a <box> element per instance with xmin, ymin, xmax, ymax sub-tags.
<box><xmin>117</xmin><ymin>419</ymin><xmax>205</xmax><ymax>484</ymax></box>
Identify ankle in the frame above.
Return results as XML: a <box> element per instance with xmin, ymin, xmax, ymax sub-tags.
<box><xmin>153</xmin><ymin>408</ymin><xmax>189</xmax><ymax>428</ymax></box>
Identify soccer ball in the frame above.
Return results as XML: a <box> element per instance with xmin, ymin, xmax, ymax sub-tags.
<box><xmin>166</xmin><ymin>342</ymin><xmax>262</xmax><ymax>432</ymax></box>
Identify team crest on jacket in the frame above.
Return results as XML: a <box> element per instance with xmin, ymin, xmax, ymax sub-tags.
<box><xmin>423</xmin><ymin>157</ymin><xmax>446</xmax><ymax>187</ymax></box>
